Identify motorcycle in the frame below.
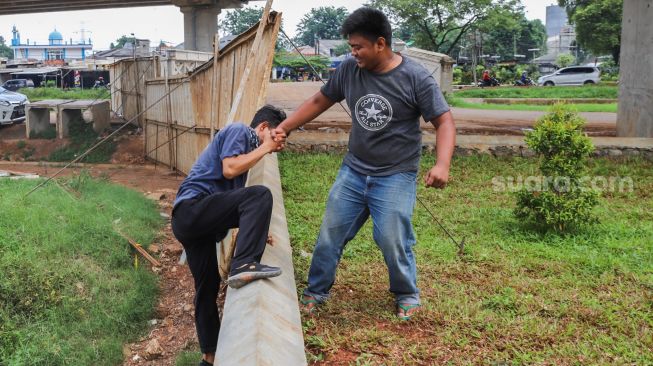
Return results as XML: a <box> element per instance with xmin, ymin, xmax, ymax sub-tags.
<box><xmin>477</xmin><ymin>77</ymin><xmax>501</xmax><ymax>87</ymax></box>
<box><xmin>514</xmin><ymin>77</ymin><xmax>535</xmax><ymax>86</ymax></box>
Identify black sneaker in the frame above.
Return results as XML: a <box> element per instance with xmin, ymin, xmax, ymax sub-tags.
<box><xmin>226</xmin><ymin>262</ymin><xmax>282</xmax><ymax>289</ymax></box>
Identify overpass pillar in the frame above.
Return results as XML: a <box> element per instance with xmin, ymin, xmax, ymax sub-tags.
<box><xmin>178</xmin><ymin>3</ymin><xmax>220</xmax><ymax>52</ymax></box>
<box><xmin>173</xmin><ymin>0</ymin><xmax>248</xmax><ymax>52</ymax></box>
<box><xmin>617</xmin><ymin>0</ymin><xmax>653</xmax><ymax>137</ymax></box>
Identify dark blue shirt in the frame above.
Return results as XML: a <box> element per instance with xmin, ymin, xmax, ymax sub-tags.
<box><xmin>173</xmin><ymin>123</ymin><xmax>259</xmax><ymax>209</ymax></box>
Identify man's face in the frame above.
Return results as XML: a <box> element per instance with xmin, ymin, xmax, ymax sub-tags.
<box><xmin>348</xmin><ymin>33</ymin><xmax>386</xmax><ymax>70</ymax></box>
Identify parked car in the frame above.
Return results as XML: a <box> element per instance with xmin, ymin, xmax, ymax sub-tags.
<box><xmin>0</xmin><ymin>87</ymin><xmax>29</xmax><ymax>125</ymax></box>
<box><xmin>537</xmin><ymin>66</ymin><xmax>601</xmax><ymax>86</ymax></box>
<box><xmin>1</xmin><ymin>78</ymin><xmax>34</xmax><ymax>92</ymax></box>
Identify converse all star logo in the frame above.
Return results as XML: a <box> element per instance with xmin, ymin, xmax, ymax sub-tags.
<box><xmin>354</xmin><ymin>94</ymin><xmax>393</xmax><ymax>131</ymax></box>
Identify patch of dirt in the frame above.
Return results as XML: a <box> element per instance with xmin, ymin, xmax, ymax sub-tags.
<box><xmin>122</xmin><ymin>197</ymin><xmax>198</xmax><ymax>366</ymax></box>
<box><xmin>111</xmin><ymin>132</ymin><xmax>147</xmax><ymax>165</ymax></box>
<box><xmin>0</xmin><ymin>123</ymin><xmax>146</xmax><ymax>164</ymax></box>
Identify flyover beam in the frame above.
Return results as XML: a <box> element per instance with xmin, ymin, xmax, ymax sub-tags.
<box><xmin>0</xmin><ymin>1</ymin><xmax>171</xmax><ymax>15</ymax></box>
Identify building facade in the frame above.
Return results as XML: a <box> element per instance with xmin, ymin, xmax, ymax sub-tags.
<box><xmin>10</xmin><ymin>26</ymin><xmax>93</xmax><ymax>63</ymax></box>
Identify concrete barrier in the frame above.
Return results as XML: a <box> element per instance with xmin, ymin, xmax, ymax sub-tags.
<box><xmin>216</xmin><ymin>153</ymin><xmax>307</xmax><ymax>366</ymax></box>
<box><xmin>286</xmin><ymin>131</ymin><xmax>653</xmax><ymax>160</ymax></box>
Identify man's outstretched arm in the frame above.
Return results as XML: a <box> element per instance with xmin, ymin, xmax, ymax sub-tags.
<box><xmin>274</xmin><ymin>91</ymin><xmax>335</xmax><ymax>136</ymax></box>
<box><xmin>424</xmin><ymin>110</ymin><xmax>456</xmax><ymax>189</ymax></box>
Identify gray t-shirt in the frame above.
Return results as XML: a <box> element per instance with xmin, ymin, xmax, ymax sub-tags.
<box><xmin>321</xmin><ymin>55</ymin><xmax>450</xmax><ymax>176</ymax></box>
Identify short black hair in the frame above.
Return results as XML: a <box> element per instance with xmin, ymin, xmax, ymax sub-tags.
<box><xmin>250</xmin><ymin>104</ymin><xmax>286</xmax><ymax>129</ymax></box>
<box><xmin>341</xmin><ymin>7</ymin><xmax>392</xmax><ymax>47</ymax></box>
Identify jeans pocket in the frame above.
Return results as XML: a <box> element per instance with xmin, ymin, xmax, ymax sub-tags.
<box><xmin>397</xmin><ymin>171</ymin><xmax>417</xmax><ymax>183</ymax></box>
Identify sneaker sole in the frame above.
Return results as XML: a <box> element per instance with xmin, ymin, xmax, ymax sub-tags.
<box><xmin>226</xmin><ymin>268</ymin><xmax>282</xmax><ymax>289</ymax></box>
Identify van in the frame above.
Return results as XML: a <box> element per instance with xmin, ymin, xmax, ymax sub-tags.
<box><xmin>537</xmin><ymin>66</ymin><xmax>601</xmax><ymax>86</ymax></box>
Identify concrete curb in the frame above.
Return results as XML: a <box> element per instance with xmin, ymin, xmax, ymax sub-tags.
<box><xmin>216</xmin><ymin>153</ymin><xmax>307</xmax><ymax>366</ymax></box>
<box><xmin>286</xmin><ymin>132</ymin><xmax>653</xmax><ymax>160</ymax></box>
<box><xmin>463</xmin><ymin>98</ymin><xmax>618</xmax><ymax>105</ymax></box>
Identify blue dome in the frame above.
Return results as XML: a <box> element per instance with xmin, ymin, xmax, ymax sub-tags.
<box><xmin>48</xmin><ymin>29</ymin><xmax>63</xmax><ymax>41</ymax></box>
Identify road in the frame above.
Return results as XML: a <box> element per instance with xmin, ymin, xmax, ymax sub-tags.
<box><xmin>266</xmin><ymin>82</ymin><xmax>617</xmax><ymax>136</ymax></box>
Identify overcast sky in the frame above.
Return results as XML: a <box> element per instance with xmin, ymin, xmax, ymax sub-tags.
<box><xmin>0</xmin><ymin>0</ymin><xmax>553</xmax><ymax>51</ymax></box>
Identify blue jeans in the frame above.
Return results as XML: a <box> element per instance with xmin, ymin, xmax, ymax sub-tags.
<box><xmin>304</xmin><ymin>164</ymin><xmax>420</xmax><ymax>305</ymax></box>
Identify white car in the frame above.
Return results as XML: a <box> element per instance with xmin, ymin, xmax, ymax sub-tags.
<box><xmin>537</xmin><ymin>66</ymin><xmax>601</xmax><ymax>86</ymax></box>
<box><xmin>0</xmin><ymin>86</ymin><xmax>29</xmax><ymax>125</ymax></box>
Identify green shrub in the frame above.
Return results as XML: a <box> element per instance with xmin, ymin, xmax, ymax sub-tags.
<box><xmin>453</xmin><ymin>67</ymin><xmax>463</xmax><ymax>85</ymax></box>
<box><xmin>514</xmin><ymin>104</ymin><xmax>599</xmax><ymax>232</ymax></box>
<box><xmin>555</xmin><ymin>53</ymin><xmax>576</xmax><ymax>68</ymax></box>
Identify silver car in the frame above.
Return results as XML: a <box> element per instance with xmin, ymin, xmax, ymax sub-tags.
<box><xmin>538</xmin><ymin>66</ymin><xmax>601</xmax><ymax>86</ymax></box>
<box><xmin>0</xmin><ymin>87</ymin><xmax>29</xmax><ymax>125</ymax></box>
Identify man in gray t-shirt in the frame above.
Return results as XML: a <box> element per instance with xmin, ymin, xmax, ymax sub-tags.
<box><xmin>274</xmin><ymin>7</ymin><xmax>456</xmax><ymax>320</ymax></box>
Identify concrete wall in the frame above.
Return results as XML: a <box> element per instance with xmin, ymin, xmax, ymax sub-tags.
<box><xmin>617</xmin><ymin>0</ymin><xmax>653</xmax><ymax>138</ymax></box>
<box><xmin>216</xmin><ymin>154</ymin><xmax>307</xmax><ymax>366</ymax></box>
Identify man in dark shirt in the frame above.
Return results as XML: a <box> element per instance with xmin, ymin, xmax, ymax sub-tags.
<box><xmin>172</xmin><ymin>105</ymin><xmax>287</xmax><ymax>366</ymax></box>
<box><xmin>273</xmin><ymin>7</ymin><xmax>456</xmax><ymax>321</ymax></box>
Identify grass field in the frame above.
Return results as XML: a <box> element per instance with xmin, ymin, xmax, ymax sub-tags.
<box><xmin>20</xmin><ymin>87</ymin><xmax>110</xmax><ymax>102</ymax></box>
<box><xmin>449</xmin><ymin>98</ymin><xmax>618</xmax><ymax>113</ymax></box>
<box><xmin>453</xmin><ymin>85</ymin><xmax>618</xmax><ymax>99</ymax></box>
<box><xmin>0</xmin><ymin>174</ymin><xmax>163</xmax><ymax>365</ymax></box>
<box><xmin>279</xmin><ymin>152</ymin><xmax>653</xmax><ymax>365</ymax></box>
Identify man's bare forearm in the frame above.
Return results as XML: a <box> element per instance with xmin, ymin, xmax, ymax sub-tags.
<box><xmin>277</xmin><ymin>91</ymin><xmax>335</xmax><ymax>134</ymax></box>
<box><xmin>222</xmin><ymin>145</ymin><xmax>271</xmax><ymax>179</ymax></box>
<box><xmin>431</xmin><ymin>111</ymin><xmax>456</xmax><ymax>168</ymax></box>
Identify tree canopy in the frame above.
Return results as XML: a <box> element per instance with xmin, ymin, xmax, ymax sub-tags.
<box><xmin>111</xmin><ymin>35</ymin><xmax>136</xmax><ymax>49</ymax></box>
<box><xmin>559</xmin><ymin>0</ymin><xmax>622</xmax><ymax>63</ymax></box>
<box><xmin>295</xmin><ymin>6</ymin><xmax>349</xmax><ymax>47</ymax></box>
<box><xmin>479</xmin><ymin>12</ymin><xmax>547</xmax><ymax>61</ymax></box>
<box><xmin>220</xmin><ymin>7</ymin><xmax>264</xmax><ymax>36</ymax></box>
<box><xmin>273</xmin><ymin>52</ymin><xmax>331</xmax><ymax>72</ymax></box>
<box><xmin>0</xmin><ymin>36</ymin><xmax>13</xmax><ymax>59</ymax></box>
<box><xmin>368</xmin><ymin>0</ymin><xmax>522</xmax><ymax>55</ymax></box>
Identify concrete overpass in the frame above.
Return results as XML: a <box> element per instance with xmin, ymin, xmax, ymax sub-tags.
<box><xmin>0</xmin><ymin>0</ymin><xmax>261</xmax><ymax>52</ymax></box>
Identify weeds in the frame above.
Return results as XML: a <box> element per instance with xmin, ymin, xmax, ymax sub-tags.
<box><xmin>47</xmin><ymin>117</ymin><xmax>116</xmax><ymax>163</ymax></box>
<box><xmin>0</xmin><ymin>176</ymin><xmax>163</xmax><ymax>365</ymax></box>
<box><xmin>20</xmin><ymin>87</ymin><xmax>110</xmax><ymax>102</ymax></box>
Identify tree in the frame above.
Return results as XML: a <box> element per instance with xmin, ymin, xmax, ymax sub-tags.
<box><xmin>332</xmin><ymin>42</ymin><xmax>351</xmax><ymax>56</ymax></box>
<box><xmin>295</xmin><ymin>6</ymin><xmax>349</xmax><ymax>47</ymax></box>
<box><xmin>0</xmin><ymin>36</ymin><xmax>13</xmax><ymax>59</ymax></box>
<box><xmin>273</xmin><ymin>52</ymin><xmax>331</xmax><ymax>75</ymax></box>
<box><xmin>220</xmin><ymin>7</ymin><xmax>264</xmax><ymax>36</ymax></box>
<box><xmin>112</xmin><ymin>35</ymin><xmax>136</xmax><ymax>49</ymax></box>
<box><xmin>561</xmin><ymin>0</ymin><xmax>622</xmax><ymax>63</ymax></box>
<box><xmin>220</xmin><ymin>7</ymin><xmax>290</xmax><ymax>51</ymax></box>
<box><xmin>480</xmin><ymin>12</ymin><xmax>546</xmax><ymax>61</ymax></box>
<box><xmin>556</xmin><ymin>53</ymin><xmax>575</xmax><ymax>68</ymax></box>
<box><xmin>368</xmin><ymin>0</ymin><xmax>522</xmax><ymax>55</ymax></box>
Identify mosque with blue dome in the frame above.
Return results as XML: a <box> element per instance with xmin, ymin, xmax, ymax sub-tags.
<box><xmin>10</xmin><ymin>26</ymin><xmax>93</xmax><ymax>62</ymax></box>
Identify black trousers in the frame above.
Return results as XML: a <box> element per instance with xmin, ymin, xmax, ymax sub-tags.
<box><xmin>171</xmin><ymin>185</ymin><xmax>273</xmax><ymax>354</ymax></box>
